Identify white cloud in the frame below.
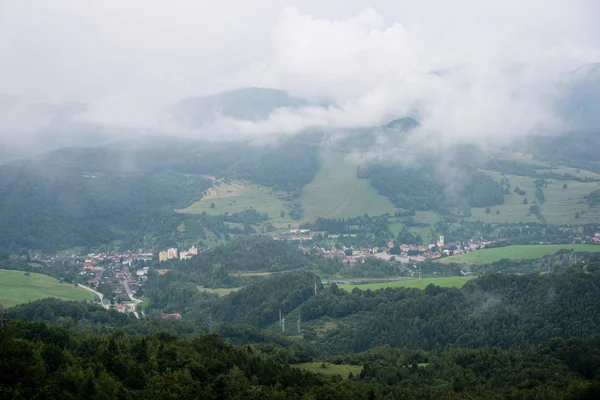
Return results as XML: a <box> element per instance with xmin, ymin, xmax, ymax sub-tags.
<box><xmin>0</xmin><ymin>0</ymin><xmax>599</xmax><ymax>147</ymax></box>
<box><xmin>223</xmin><ymin>2</ymin><xmax>598</xmax><ymax>147</ymax></box>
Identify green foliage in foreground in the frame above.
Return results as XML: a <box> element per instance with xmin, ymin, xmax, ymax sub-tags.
<box><xmin>0</xmin><ymin>269</ymin><xmax>94</xmax><ymax>307</ymax></box>
<box><xmin>3</xmin><ymin>320</ymin><xmax>600</xmax><ymax>399</ymax></box>
<box><xmin>438</xmin><ymin>244</ymin><xmax>600</xmax><ymax>264</ymax></box>
<box><xmin>338</xmin><ymin>276</ymin><xmax>476</xmax><ymax>291</ymax></box>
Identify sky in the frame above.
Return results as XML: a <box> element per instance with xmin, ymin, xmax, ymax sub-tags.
<box><xmin>1</xmin><ymin>0</ymin><xmax>599</xmax><ymax>147</ymax></box>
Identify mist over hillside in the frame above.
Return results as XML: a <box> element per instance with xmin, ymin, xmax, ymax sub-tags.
<box><xmin>169</xmin><ymin>87</ymin><xmax>314</xmax><ymax>127</ymax></box>
<box><xmin>3</xmin><ymin>2</ymin><xmax>600</xmax><ymax>399</ymax></box>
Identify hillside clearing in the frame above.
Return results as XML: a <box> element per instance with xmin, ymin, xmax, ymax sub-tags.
<box><xmin>294</xmin><ymin>362</ymin><xmax>362</xmax><ymax>378</ymax></box>
<box><xmin>197</xmin><ymin>286</ymin><xmax>241</xmax><ymax>296</ymax></box>
<box><xmin>338</xmin><ymin>276</ymin><xmax>475</xmax><ymax>291</ymax></box>
<box><xmin>437</xmin><ymin>244</ymin><xmax>600</xmax><ymax>264</ymax></box>
<box><xmin>0</xmin><ymin>269</ymin><xmax>95</xmax><ymax>307</ymax></box>
<box><xmin>469</xmin><ymin>170</ymin><xmax>600</xmax><ymax>225</ymax></box>
<box><xmin>300</xmin><ymin>151</ymin><xmax>399</xmax><ymax>221</ymax></box>
<box><xmin>176</xmin><ymin>180</ymin><xmax>297</xmax><ymax>225</ymax></box>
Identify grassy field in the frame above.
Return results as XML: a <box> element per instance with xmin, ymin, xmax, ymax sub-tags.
<box><xmin>229</xmin><ymin>271</ymin><xmax>272</xmax><ymax>277</ymax></box>
<box><xmin>0</xmin><ymin>269</ymin><xmax>95</xmax><ymax>307</ymax></box>
<box><xmin>540</xmin><ymin>180</ymin><xmax>600</xmax><ymax>225</ymax></box>
<box><xmin>491</xmin><ymin>149</ymin><xmax>600</xmax><ymax>180</ymax></box>
<box><xmin>300</xmin><ymin>151</ymin><xmax>399</xmax><ymax>221</ymax></box>
<box><xmin>197</xmin><ymin>286</ymin><xmax>241</xmax><ymax>296</ymax></box>
<box><xmin>176</xmin><ymin>179</ymin><xmax>298</xmax><ymax>227</ymax></box>
<box><xmin>468</xmin><ymin>170</ymin><xmax>600</xmax><ymax>225</ymax></box>
<box><xmin>338</xmin><ymin>276</ymin><xmax>476</xmax><ymax>291</ymax></box>
<box><xmin>469</xmin><ymin>172</ymin><xmax>539</xmax><ymax>224</ymax></box>
<box><xmin>438</xmin><ymin>244</ymin><xmax>600</xmax><ymax>264</ymax></box>
<box><xmin>294</xmin><ymin>362</ymin><xmax>362</xmax><ymax>378</ymax></box>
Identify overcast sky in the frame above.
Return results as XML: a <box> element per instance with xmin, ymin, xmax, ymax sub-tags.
<box><xmin>1</xmin><ymin>0</ymin><xmax>599</xmax><ymax>144</ymax></box>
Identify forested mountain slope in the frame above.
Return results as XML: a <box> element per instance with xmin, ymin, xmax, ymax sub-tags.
<box><xmin>3</xmin><ymin>319</ymin><xmax>600</xmax><ymax>399</ymax></box>
<box><xmin>142</xmin><ymin>248</ymin><xmax>600</xmax><ymax>355</ymax></box>
<box><xmin>300</xmin><ymin>262</ymin><xmax>600</xmax><ymax>353</ymax></box>
<box><xmin>0</xmin><ymin>138</ymin><xmax>318</xmax><ymax>252</ymax></box>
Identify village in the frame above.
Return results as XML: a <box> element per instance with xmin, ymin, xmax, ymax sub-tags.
<box><xmin>275</xmin><ymin>229</ymin><xmax>492</xmax><ymax>265</ymax></box>
<box><xmin>20</xmin><ymin>227</ymin><xmax>600</xmax><ymax>318</ymax></box>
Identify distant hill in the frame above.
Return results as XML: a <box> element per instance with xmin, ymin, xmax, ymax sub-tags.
<box><xmin>0</xmin><ymin>96</ymin><xmax>134</xmax><ymax>164</ymax></box>
<box><xmin>382</xmin><ymin>117</ymin><xmax>420</xmax><ymax>132</ymax></box>
<box><xmin>169</xmin><ymin>87</ymin><xmax>312</xmax><ymax>127</ymax></box>
<box><xmin>0</xmin><ymin>137</ymin><xmax>319</xmax><ymax>252</ymax></box>
<box><xmin>560</xmin><ymin>63</ymin><xmax>600</xmax><ymax>132</ymax></box>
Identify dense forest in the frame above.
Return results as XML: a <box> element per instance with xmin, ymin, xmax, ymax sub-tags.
<box><xmin>5</xmin><ymin>257</ymin><xmax>600</xmax><ymax>398</ymax></box>
<box><xmin>140</xmin><ymin>255</ymin><xmax>600</xmax><ymax>356</ymax></box>
<box><xmin>3</xmin><ymin>318</ymin><xmax>600</xmax><ymax>398</ymax></box>
<box><xmin>297</xmin><ymin>262</ymin><xmax>600</xmax><ymax>354</ymax></box>
<box><xmin>357</xmin><ymin>161</ymin><xmax>505</xmax><ymax>211</ymax></box>
<box><xmin>0</xmin><ymin>137</ymin><xmax>319</xmax><ymax>252</ymax></box>
<box><xmin>140</xmin><ymin>237</ymin><xmax>341</xmax><ymax>314</ymax></box>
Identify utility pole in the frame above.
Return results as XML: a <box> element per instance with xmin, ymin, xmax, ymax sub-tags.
<box><xmin>279</xmin><ymin>309</ymin><xmax>282</xmax><ymax>329</ymax></box>
<box><xmin>314</xmin><ymin>282</ymin><xmax>317</xmax><ymax>295</ymax></box>
<box><xmin>297</xmin><ymin>313</ymin><xmax>301</xmax><ymax>335</ymax></box>
<box><xmin>282</xmin><ymin>315</ymin><xmax>285</xmax><ymax>333</ymax></box>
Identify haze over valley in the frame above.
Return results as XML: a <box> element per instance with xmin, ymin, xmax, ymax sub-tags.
<box><xmin>2</xmin><ymin>1</ymin><xmax>600</xmax><ymax>398</ymax></box>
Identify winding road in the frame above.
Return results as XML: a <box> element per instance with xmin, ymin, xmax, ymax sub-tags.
<box><xmin>77</xmin><ymin>284</ymin><xmax>109</xmax><ymax>309</ymax></box>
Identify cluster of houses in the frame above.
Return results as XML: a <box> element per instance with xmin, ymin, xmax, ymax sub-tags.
<box><xmin>294</xmin><ymin>231</ymin><xmax>493</xmax><ymax>265</ymax></box>
<box><xmin>591</xmin><ymin>233</ymin><xmax>600</xmax><ymax>244</ymax></box>
<box><xmin>72</xmin><ymin>251</ymin><xmax>158</xmax><ymax>316</ymax></box>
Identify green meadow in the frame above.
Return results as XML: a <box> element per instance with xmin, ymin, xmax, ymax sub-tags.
<box><xmin>0</xmin><ymin>269</ymin><xmax>95</xmax><ymax>308</ymax></box>
<box><xmin>177</xmin><ymin>180</ymin><xmax>293</xmax><ymax>221</ymax></box>
<box><xmin>294</xmin><ymin>362</ymin><xmax>362</xmax><ymax>378</ymax></box>
<box><xmin>197</xmin><ymin>286</ymin><xmax>241</xmax><ymax>296</ymax></box>
<box><xmin>437</xmin><ymin>244</ymin><xmax>600</xmax><ymax>264</ymax></box>
<box><xmin>300</xmin><ymin>151</ymin><xmax>399</xmax><ymax>221</ymax></box>
<box><xmin>338</xmin><ymin>276</ymin><xmax>476</xmax><ymax>292</ymax></box>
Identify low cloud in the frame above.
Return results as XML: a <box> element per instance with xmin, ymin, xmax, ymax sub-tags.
<box><xmin>1</xmin><ymin>1</ymin><xmax>599</xmax><ymax>151</ymax></box>
<box><xmin>223</xmin><ymin>4</ymin><xmax>598</xmax><ymax>148</ymax></box>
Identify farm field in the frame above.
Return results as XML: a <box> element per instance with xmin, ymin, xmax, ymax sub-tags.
<box><xmin>338</xmin><ymin>276</ymin><xmax>476</xmax><ymax>291</ymax></box>
<box><xmin>540</xmin><ymin>180</ymin><xmax>600</xmax><ymax>225</ymax></box>
<box><xmin>0</xmin><ymin>269</ymin><xmax>95</xmax><ymax>307</ymax></box>
<box><xmin>176</xmin><ymin>179</ymin><xmax>298</xmax><ymax>226</ymax></box>
<box><xmin>437</xmin><ymin>244</ymin><xmax>600</xmax><ymax>264</ymax></box>
<box><xmin>469</xmin><ymin>172</ymin><xmax>539</xmax><ymax>224</ymax></box>
<box><xmin>468</xmin><ymin>170</ymin><xmax>600</xmax><ymax>224</ymax></box>
<box><xmin>294</xmin><ymin>362</ymin><xmax>362</xmax><ymax>378</ymax></box>
<box><xmin>542</xmin><ymin>165</ymin><xmax>600</xmax><ymax>180</ymax></box>
<box><xmin>300</xmin><ymin>151</ymin><xmax>399</xmax><ymax>221</ymax></box>
<box><xmin>197</xmin><ymin>286</ymin><xmax>241</xmax><ymax>296</ymax></box>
